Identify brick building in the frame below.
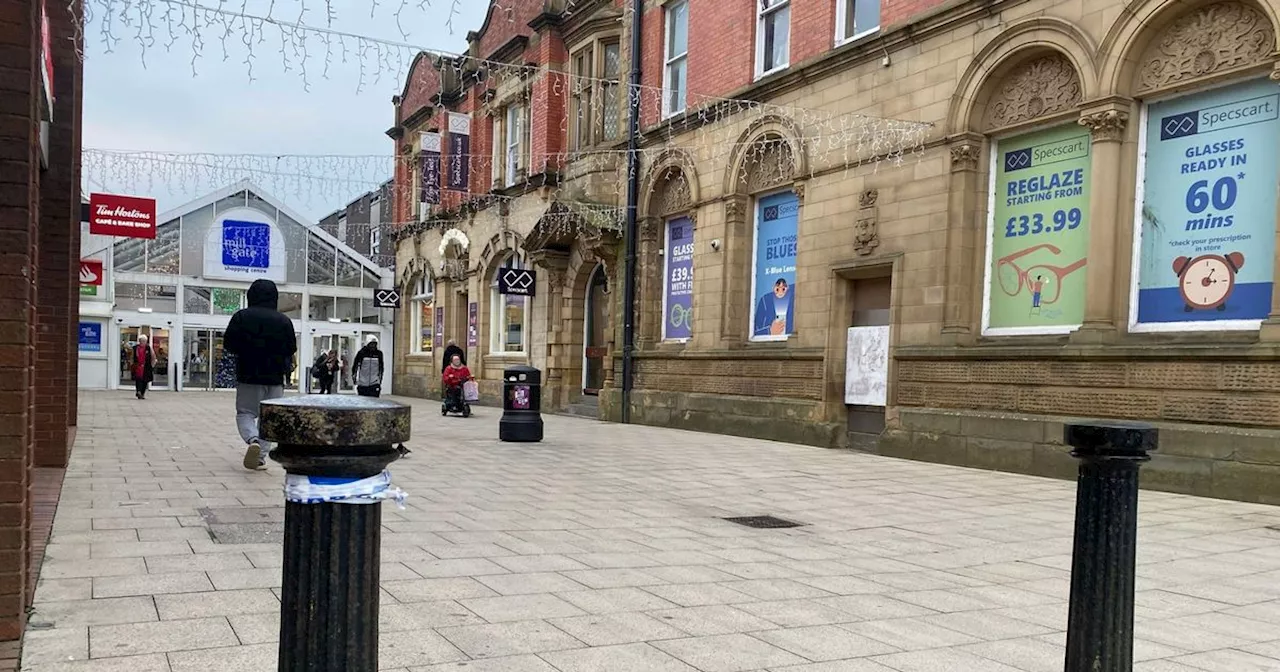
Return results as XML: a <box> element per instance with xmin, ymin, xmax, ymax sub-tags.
<box><xmin>318</xmin><ymin>179</ymin><xmax>396</xmax><ymax>268</ymax></box>
<box><xmin>0</xmin><ymin>0</ymin><xmax>83</xmax><ymax>643</ymax></box>
<box><xmin>392</xmin><ymin>0</ymin><xmax>1280</xmax><ymax>503</ymax></box>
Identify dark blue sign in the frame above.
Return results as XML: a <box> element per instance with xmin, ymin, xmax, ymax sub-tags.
<box><xmin>1004</xmin><ymin>147</ymin><xmax>1033</xmax><ymax>172</ymax></box>
<box><xmin>221</xmin><ymin>220</ymin><xmax>271</xmax><ymax>269</ymax></box>
<box><xmin>78</xmin><ymin>322</ymin><xmax>101</xmax><ymax>352</ymax></box>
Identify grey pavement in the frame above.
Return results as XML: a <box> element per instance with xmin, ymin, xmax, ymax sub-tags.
<box><xmin>20</xmin><ymin>391</ymin><xmax>1280</xmax><ymax>671</ymax></box>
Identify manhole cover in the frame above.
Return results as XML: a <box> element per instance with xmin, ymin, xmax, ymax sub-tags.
<box><xmin>722</xmin><ymin>515</ymin><xmax>804</xmax><ymax>529</ymax></box>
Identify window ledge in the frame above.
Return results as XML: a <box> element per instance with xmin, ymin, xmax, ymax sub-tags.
<box><xmin>836</xmin><ymin>27</ymin><xmax>881</xmax><ymax>49</ymax></box>
<box><xmin>754</xmin><ymin>65</ymin><xmax>791</xmax><ymax>82</ymax></box>
<box><xmin>484</xmin><ymin>353</ymin><xmax>529</xmax><ymax>360</ymax></box>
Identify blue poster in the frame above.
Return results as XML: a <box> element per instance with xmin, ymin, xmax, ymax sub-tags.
<box><xmin>78</xmin><ymin>322</ymin><xmax>101</xmax><ymax>353</ymax></box>
<box><xmin>664</xmin><ymin>217</ymin><xmax>694</xmax><ymax>340</ymax></box>
<box><xmin>1137</xmin><ymin>79</ymin><xmax>1279</xmax><ymax>324</ymax></box>
<box><xmin>752</xmin><ymin>191</ymin><xmax>800</xmax><ymax>339</ymax></box>
<box><xmin>221</xmin><ymin>220</ymin><xmax>271</xmax><ymax>270</ymax></box>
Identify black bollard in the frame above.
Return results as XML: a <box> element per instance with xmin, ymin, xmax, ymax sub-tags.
<box><xmin>1063</xmin><ymin>421</ymin><xmax>1157</xmax><ymax>672</ymax></box>
<box><xmin>260</xmin><ymin>395</ymin><xmax>410</xmax><ymax>672</ymax></box>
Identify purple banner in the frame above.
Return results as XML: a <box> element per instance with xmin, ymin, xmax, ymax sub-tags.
<box><xmin>420</xmin><ymin>132</ymin><xmax>441</xmax><ymax>205</ymax></box>
<box><xmin>434</xmin><ymin>306</ymin><xmax>445</xmax><ymax>348</ymax></box>
<box><xmin>446</xmin><ymin>112</ymin><xmax>471</xmax><ymax>192</ymax></box>
<box><xmin>664</xmin><ymin>216</ymin><xmax>694</xmax><ymax>340</ymax></box>
<box><xmin>467</xmin><ymin>301</ymin><xmax>478</xmax><ymax>347</ymax></box>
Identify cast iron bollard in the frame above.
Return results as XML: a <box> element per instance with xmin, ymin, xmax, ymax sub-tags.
<box><xmin>260</xmin><ymin>395</ymin><xmax>410</xmax><ymax>672</ymax></box>
<box><xmin>1063</xmin><ymin>421</ymin><xmax>1157</xmax><ymax>672</ymax></box>
<box><xmin>499</xmin><ymin>364</ymin><xmax>543</xmax><ymax>442</ymax></box>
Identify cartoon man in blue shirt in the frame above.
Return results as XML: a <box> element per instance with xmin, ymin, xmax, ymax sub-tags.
<box><xmin>753</xmin><ymin>278</ymin><xmax>795</xmax><ymax>337</ymax></box>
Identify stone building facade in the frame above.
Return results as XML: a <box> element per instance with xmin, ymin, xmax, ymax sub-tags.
<box><xmin>392</xmin><ymin>0</ymin><xmax>1280</xmax><ymax>503</ymax></box>
<box><xmin>0</xmin><ymin>0</ymin><xmax>83</xmax><ymax>641</ymax></box>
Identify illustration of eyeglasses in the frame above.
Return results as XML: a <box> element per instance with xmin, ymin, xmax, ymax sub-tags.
<box><xmin>669</xmin><ymin>303</ymin><xmax>692</xmax><ymax>329</ymax></box>
<box><xmin>996</xmin><ymin>244</ymin><xmax>1087</xmax><ymax>306</ymax></box>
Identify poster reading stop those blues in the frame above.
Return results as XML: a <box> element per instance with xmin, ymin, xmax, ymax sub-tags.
<box><xmin>664</xmin><ymin>217</ymin><xmax>694</xmax><ymax>340</ymax></box>
<box><xmin>752</xmin><ymin>191</ymin><xmax>799</xmax><ymax>340</ymax></box>
<box><xmin>1136</xmin><ymin>78</ymin><xmax>1279</xmax><ymax>327</ymax></box>
<box><xmin>987</xmin><ymin>125</ymin><xmax>1091</xmax><ymax>332</ymax></box>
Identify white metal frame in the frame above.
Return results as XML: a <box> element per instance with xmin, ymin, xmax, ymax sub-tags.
<box><xmin>1128</xmin><ymin>76</ymin><xmax>1273</xmax><ymax>334</ymax></box>
<box><xmin>755</xmin><ymin>0</ymin><xmax>791</xmax><ymax>80</ymax></box>
<box><xmin>749</xmin><ymin>188</ymin><xmax>799</xmax><ymax>343</ymax></box>
<box><xmin>834</xmin><ymin>0</ymin><xmax>881</xmax><ymax>47</ymax></box>
<box><xmin>663</xmin><ymin>0</ymin><xmax>689</xmax><ymax>118</ymax></box>
<box><xmin>410</xmin><ymin>274</ymin><xmax>435</xmax><ymax>354</ymax></box>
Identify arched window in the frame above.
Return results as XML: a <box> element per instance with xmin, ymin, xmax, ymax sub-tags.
<box><xmin>490</xmin><ymin>253</ymin><xmax>528</xmax><ymax>353</ymax></box>
<box><xmin>410</xmin><ymin>274</ymin><xmax>434</xmax><ymax>354</ymax></box>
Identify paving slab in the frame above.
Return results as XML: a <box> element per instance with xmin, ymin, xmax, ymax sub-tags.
<box><xmin>19</xmin><ymin>391</ymin><xmax>1280</xmax><ymax>672</ymax></box>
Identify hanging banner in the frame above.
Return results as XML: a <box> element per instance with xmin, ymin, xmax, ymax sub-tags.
<box><xmin>88</xmin><ymin>192</ymin><xmax>157</xmax><ymax>239</ymax></box>
<box><xmin>664</xmin><ymin>217</ymin><xmax>694</xmax><ymax>340</ymax></box>
<box><xmin>1135</xmin><ymin>78</ymin><xmax>1278</xmax><ymax>327</ymax></box>
<box><xmin>751</xmin><ymin>191</ymin><xmax>799</xmax><ymax>340</ymax></box>
<box><xmin>40</xmin><ymin>0</ymin><xmax>53</xmax><ymax>117</ymax></box>
<box><xmin>434</xmin><ymin>306</ymin><xmax>445</xmax><ymax>348</ymax></box>
<box><xmin>986</xmin><ymin>125</ymin><xmax>1091</xmax><ymax>332</ymax></box>
<box><xmin>420</xmin><ymin>131</ymin><xmax>441</xmax><ymax>205</ymax></box>
<box><xmin>446</xmin><ymin>113</ymin><xmax>471</xmax><ymax>192</ymax></box>
<box><xmin>467</xmin><ymin>302</ymin><xmax>478</xmax><ymax>347</ymax></box>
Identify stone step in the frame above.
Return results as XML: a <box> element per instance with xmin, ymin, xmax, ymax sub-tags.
<box><xmin>562</xmin><ymin>398</ymin><xmax>600</xmax><ymax>419</ymax></box>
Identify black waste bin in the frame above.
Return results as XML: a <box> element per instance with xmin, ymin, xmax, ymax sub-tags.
<box><xmin>499</xmin><ymin>365</ymin><xmax>543</xmax><ymax>442</ymax></box>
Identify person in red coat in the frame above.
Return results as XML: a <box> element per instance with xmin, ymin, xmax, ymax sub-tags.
<box><xmin>442</xmin><ymin>354</ymin><xmax>473</xmax><ymax>390</ymax></box>
<box><xmin>131</xmin><ymin>334</ymin><xmax>155</xmax><ymax>399</ymax></box>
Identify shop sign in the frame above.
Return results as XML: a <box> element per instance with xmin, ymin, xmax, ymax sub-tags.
<box><xmin>434</xmin><ymin>306</ymin><xmax>444</xmax><ymax>348</ymax></box>
<box><xmin>751</xmin><ymin>191</ymin><xmax>799</xmax><ymax>340</ymax></box>
<box><xmin>1134</xmin><ymin>78</ymin><xmax>1279</xmax><ymax>328</ymax></box>
<box><xmin>467</xmin><ymin>302</ymin><xmax>478</xmax><ymax>347</ymax></box>
<box><xmin>446</xmin><ymin>113</ymin><xmax>471</xmax><ymax>192</ymax></box>
<box><xmin>420</xmin><ymin>132</ymin><xmax>441</xmax><ymax>205</ymax></box>
<box><xmin>497</xmin><ymin>267</ymin><xmax>536</xmax><ymax>296</ymax></box>
<box><xmin>79</xmin><ymin>285</ymin><xmax>97</xmax><ymax>297</ymax></box>
<box><xmin>79</xmin><ymin>259</ymin><xmax>103</xmax><ymax>286</ymax></box>
<box><xmin>88</xmin><ymin>192</ymin><xmax>157</xmax><ymax>239</ymax></box>
<box><xmin>373</xmin><ymin>288</ymin><xmax>400</xmax><ymax>308</ymax></box>
<box><xmin>203</xmin><ymin>211</ymin><xmax>286</xmax><ymax>282</ymax></box>
<box><xmin>985</xmin><ymin>125</ymin><xmax>1091</xmax><ymax>333</ymax></box>
<box><xmin>663</xmin><ymin>217</ymin><xmax>694</xmax><ymax>340</ymax></box>
<box><xmin>78</xmin><ymin>322</ymin><xmax>101</xmax><ymax>353</ymax></box>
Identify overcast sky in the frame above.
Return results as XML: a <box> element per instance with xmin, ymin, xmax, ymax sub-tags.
<box><xmin>82</xmin><ymin>0</ymin><xmax>490</xmax><ymax>221</ymax></box>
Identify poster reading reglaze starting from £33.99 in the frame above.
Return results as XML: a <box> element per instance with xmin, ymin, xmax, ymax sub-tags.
<box><xmin>987</xmin><ymin>125</ymin><xmax>1092</xmax><ymax>332</ymax></box>
<box><xmin>1136</xmin><ymin>78</ymin><xmax>1280</xmax><ymax>327</ymax></box>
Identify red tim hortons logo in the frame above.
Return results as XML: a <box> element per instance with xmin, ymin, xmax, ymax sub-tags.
<box><xmin>89</xmin><ymin>193</ymin><xmax>157</xmax><ymax>239</ymax></box>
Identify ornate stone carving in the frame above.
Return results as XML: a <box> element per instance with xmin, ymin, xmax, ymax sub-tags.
<box><xmin>1079</xmin><ymin>109</ymin><xmax>1130</xmax><ymax>142</ymax></box>
<box><xmin>725</xmin><ymin>198</ymin><xmax>746</xmax><ymax>222</ymax></box>
<box><xmin>984</xmin><ymin>55</ymin><xmax>1082</xmax><ymax>130</ymax></box>
<box><xmin>1138</xmin><ymin>2</ymin><xmax>1274</xmax><ymax>93</ymax></box>
<box><xmin>791</xmin><ymin>182</ymin><xmax>806</xmax><ymax>202</ymax></box>
<box><xmin>1272</xmin><ymin>59</ymin><xmax>1280</xmax><ymax>81</ymax></box>
<box><xmin>950</xmin><ymin>144</ymin><xmax>982</xmax><ymax>172</ymax></box>
<box><xmin>657</xmin><ymin>170</ymin><xmax>692</xmax><ymax>216</ymax></box>
<box><xmin>742</xmin><ymin>137</ymin><xmax>795</xmax><ymax>193</ymax></box>
<box><xmin>639</xmin><ymin>216</ymin><xmax>662</xmax><ymax>243</ymax></box>
<box><xmin>854</xmin><ymin>189</ymin><xmax>879</xmax><ymax>257</ymax></box>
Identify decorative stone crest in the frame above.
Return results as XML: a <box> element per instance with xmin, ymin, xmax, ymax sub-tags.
<box><xmin>1079</xmin><ymin>109</ymin><xmax>1130</xmax><ymax>142</ymax></box>
<box><xmin>791</xmin><ymin>182</ymin><xmax>806</xmax><ymax>203</ymax></box>
<box><xmin>1138</xmin><ymin>2</ymin><xmax>1274</xmax><ymax>93</ymax></box>
<box><xmin>949</xmin><ymin>143</ymin><xmax>982</xmax><ymax>172</ymax></box>
<box><xmin>984</xmin><ymin>55</ymin><xmax>1083</xmax><ymax>130</ymax></box>
<box><xmin>855</xmin><ymin>189</ymin><xmax>880</xmax><ymax>257</ymax></box>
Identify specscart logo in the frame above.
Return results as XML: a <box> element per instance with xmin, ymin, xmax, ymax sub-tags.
<box><xmin>1160</xmin><ymin>111</ymin><xmax>1199</xmax><ymax>140</ymax></box>
<box><xmin>762</xmin><ymin>205</ymin><xmax>779</xmax><ymax>221</ymax></box>
<box><xmin>1003</xmin><ymin>148</ymin><xmax>1032</xmax><ymax>172</ymax></box>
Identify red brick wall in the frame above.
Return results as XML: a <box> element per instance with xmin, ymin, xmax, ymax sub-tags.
<box><xmin>0</xmin><ymin>0</ymin><xmax>82</xmax><ymax>642</ymax></box>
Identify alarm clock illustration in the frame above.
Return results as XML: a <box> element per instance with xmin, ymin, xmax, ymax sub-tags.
<box><xmin>1172</xmin><ymin>252</ymin><xmax>1244</xmax><ymax>312</ymax></box>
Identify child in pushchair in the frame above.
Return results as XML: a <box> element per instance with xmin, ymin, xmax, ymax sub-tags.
<box><xmin>441</xmin><ymin>354</ymin><xmax>474</xmax><ymax>417</ymax></box>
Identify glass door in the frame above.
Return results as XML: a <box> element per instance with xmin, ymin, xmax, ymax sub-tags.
<box><xmin>119</xmin><ymin>326</ymin><xmax>172</xmax><ymax>390</ymax></box>
<box><xmin>311</xmin><ymin>333</ymin><xmax>359</xmax><ymax>393</ymax></box>
<box><xmin>183</xmin><ymin>329</ymin><xmax>212</xmax><ymax>390</ymax></box>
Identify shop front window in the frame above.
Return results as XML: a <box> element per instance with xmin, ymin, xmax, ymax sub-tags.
<box><xmin>750</xmin><ymin>190</ymin><xmax>800</xmax><ymax>341</ymax></box>
<box><xmin>411</xmin><ymin>275</ymin><xmax>434</xmax><ymax>354</ymax></box>
<box><xmin>490</xmin><ymin>254</ymin><xmax>528</xmax><ymax>353</ymax></box>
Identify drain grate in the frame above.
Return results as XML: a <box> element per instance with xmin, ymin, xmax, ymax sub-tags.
<box><xmin>722</xmin><ymin>515</ymin><xmax>804</xmax><ymax>529</ymax></box>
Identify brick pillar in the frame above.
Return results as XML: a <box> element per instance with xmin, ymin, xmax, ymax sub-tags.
<box><xmin>0</xmin><ymin>0</ymin><xmax>40</xmax><ymax>641</ymax></box>
<box><xmin>35</xmin><ymin>0</ymin><xmax>80</xmax><ymax>468</ymax></box>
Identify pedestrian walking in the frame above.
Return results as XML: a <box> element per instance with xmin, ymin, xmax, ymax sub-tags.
<box><xmin>224</xmin><ymin>279</ymin><xmax>297</xmax><ymax>471</ymax></box>
<box><xmin>130</xmin><ymin>334</ymin><xmax>154</xmax><ymax>399</ymax></box>
<box><xmin>313</xmin><ymin>349</ymin><xmax>337</xmax><ymax>394</ymax></box>
<box><xmin>352</xmin><ymin>336</ymin><xmax>384</xmax><ymax>397</ymax></box>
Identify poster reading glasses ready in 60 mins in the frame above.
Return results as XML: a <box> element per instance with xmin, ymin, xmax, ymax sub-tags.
<box><xmin>1135</xmin><ymin>78</ymin><xmax>1279</xmax><ymax>327</ymax></box>
<box><xmin>987</xmin><ymin>125</ymin><xmax>1092</xmax><ymax>332</ymax></box>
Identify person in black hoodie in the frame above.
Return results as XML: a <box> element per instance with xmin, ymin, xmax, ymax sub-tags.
<box><xmin>441</xmin><ymin>339</ymin><xmax>465</xmax><ymax>374</ymax></box>
<box><xmin>224</xmin><ymin>279</ymin><xmax>297</xmax><ymax>471</ymax></box>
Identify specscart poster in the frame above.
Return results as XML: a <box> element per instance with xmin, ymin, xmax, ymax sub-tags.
<box><xmin>1136</xmin><ymin>78</ymin><xmax>1279</xmax><ymax>327</ymax></box>
<box><xmin>752</xmin><ymin>191</ymin><xmax>799</xmax><ymax>340</ymax></box>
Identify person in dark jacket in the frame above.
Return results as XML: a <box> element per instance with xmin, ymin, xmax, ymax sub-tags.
<box><xmin>352</xmin><ymin>336</ymin><xmax>384</xmax><ymax>397</ymax></box>
<box><xmin>130</xmin><ymin>334</ymin><xmax>155</xmax><ymax>399</ymax></box>
<box><xmin>441</xmin><ymin>339</ymin><xmax>465</xmax><ymax>374</ymax></box>
<box><xmin>224</xmin><ymin>279</ymin><xmax>297</xmax><ymax>471</ymax></box>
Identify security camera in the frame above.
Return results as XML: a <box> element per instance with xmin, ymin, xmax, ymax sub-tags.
<box><xmin>710</xmin><ymin>239</ymin><xmax>722</xmax><ymax>252</ymax></box>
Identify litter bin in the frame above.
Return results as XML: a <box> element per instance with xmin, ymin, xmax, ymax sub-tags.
<box><xmin>499</xmin><ymin>364</ymin><xmax>543</xmax><ymax>442</ymax></box>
